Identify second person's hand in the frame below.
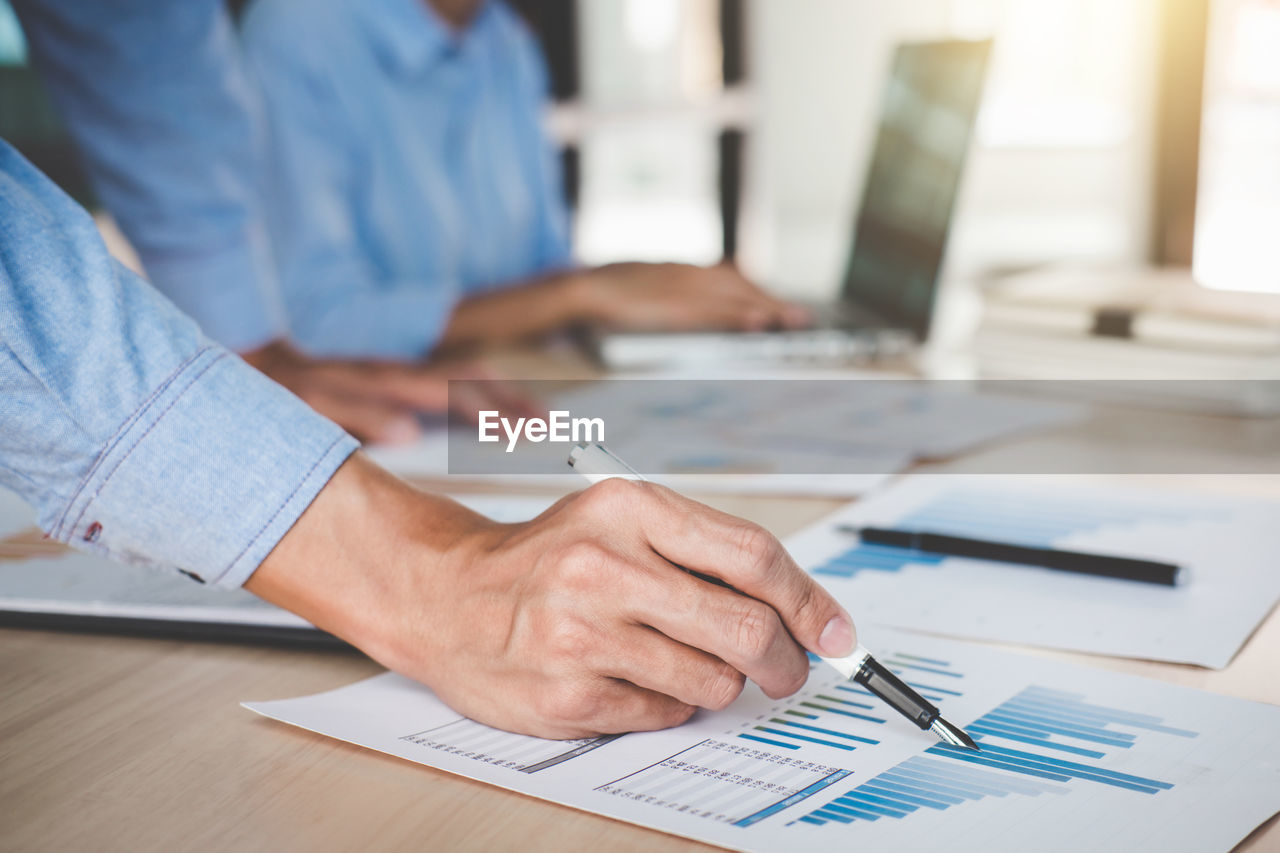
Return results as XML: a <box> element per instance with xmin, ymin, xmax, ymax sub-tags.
<box><xmin>581</xmin><ymin>262</ymin><xmax>812</xmax><ymax>333</ymax></box>
<box><xmin>241</xmin><ymin>340</ymin><xmax>539</xmax><ymax>444</ymax></box>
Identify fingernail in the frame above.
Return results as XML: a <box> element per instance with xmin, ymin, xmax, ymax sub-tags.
<box><xmin>818</xmin><ymin>615</ymin><xmax>855</xmax><ymax>657</ymax></box>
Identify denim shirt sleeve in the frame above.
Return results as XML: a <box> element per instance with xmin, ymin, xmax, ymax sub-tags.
<box><xmin>11</xmin><ymin>0</ymin><xmax>287</xmax><ymax>354</ymax></box>
<box><xmin>0</xmin><ymin>142</ymin><xmax>358</xmax><ymax>587</ymax></box>
<box><xmin>241</xmin><ymin>0</ymin><xmax>573</xmax><ymax>360</ymax></box>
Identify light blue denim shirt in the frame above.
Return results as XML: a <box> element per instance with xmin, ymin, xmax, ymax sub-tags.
<box><xmin>12</xmin><ymin>0</ymin><xmax>286</xmax><ymax>353</ymax></box>
<box><xmin>242</xmin><ymin>0</ymin><xmax>572</xmax><ymax>360</ymax></box>
<box><xmin>0</xmin><ymin>142</ymin><xmax>357</xmax><ymax>586</ymax></box>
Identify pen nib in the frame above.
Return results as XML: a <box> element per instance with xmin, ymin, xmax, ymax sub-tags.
<box><xmin>930</xmin><ymin>717</ymin><xmax>981</xmax><ymax>751</ymax></box>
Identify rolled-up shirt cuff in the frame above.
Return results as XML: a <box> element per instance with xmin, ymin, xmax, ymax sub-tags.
<box><xmin>49</xmin><ymin>346</ymin><xmax>358</xmax><ymax>587</ymax></box>
<box><xmin>140</xmin><ymin>233</ymin><xmax>287</xmax><ymax>354</ymax></box>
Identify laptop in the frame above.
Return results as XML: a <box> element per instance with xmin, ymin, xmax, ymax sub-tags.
<box><xmin>594</xmin><ymin>39</ymin><xmax>993</xmax><ymax>371</ymax></box>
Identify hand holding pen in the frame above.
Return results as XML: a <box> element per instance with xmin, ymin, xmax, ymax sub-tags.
<box><xmin>570</xmin><ymin>443</ymin><xmax>978</xmax><ymax>750</ymax></box>
<box><xmin>252</xmin><ymin>450</ymin><xmax>862</xmax><ymax>741</ymax></box>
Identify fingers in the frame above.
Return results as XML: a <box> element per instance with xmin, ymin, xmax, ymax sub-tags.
<box><xmin>303</xmin><ymin>357</ymin><xmax>541</xmax><ymax>425</ymax></box>
<box><xmin>597</xmin><ymin>624</ymin><xmax>747</xmax><ymax>710</ymax></box>
<box><xmin>598</xmin><ymin>262</ymin><xmax>807</xmax><ymax>332</ymax></box>
<box><xmin>341</xmin><ymin>363</ymin><xmax>451</xmax><ymax>412</ymax></box>
<box><xmin>448</xmin><ymin>376</ymin><xmax>546</xmax><ymax>425</ymax></box>
<box><xmin>587</xmin><ymin>480</ymin><xmax>856</xmax><ymax>660</ymax></box>
<box><xmin>531</xmin><ymin>677</ymin><xmax>697</xmax><ymax>738</ymax></box>
<box><xmin>626</xmin><ymin>564</ymin><xmax>811</xmax><ymax>699</ymax></box>
<box><xmin>697</xmin><ymin>265</ymin><xmax>811</xmax><ymax>331</ymax></box>
<box><xmin>359</xmin><ymin>361</ymin><xmax>543</xmax><ymax>423</ymax></box>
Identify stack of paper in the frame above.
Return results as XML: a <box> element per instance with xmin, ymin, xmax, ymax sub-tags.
<box><xmin>245</xmin><ymin>628</ymin><xmax>1280</xmax><ymax>853</ymax></box>
<box><xmin>786</xmin><ymin>477</ymin><xmax>1280</xmax><ymax>667</ymax></box>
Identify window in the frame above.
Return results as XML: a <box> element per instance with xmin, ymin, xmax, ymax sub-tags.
<box><xmin>1193</xmin><ymin>0</ymin><xmax>1280</xmax><ymax>293</ymax></box>
<box><xmin>570</xmin><ymin>0</ymin><xmax>731</xmax><ymax>266</ymax></box>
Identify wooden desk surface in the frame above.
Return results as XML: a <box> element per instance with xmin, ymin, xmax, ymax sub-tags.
<box><xmin>4</xmin><ymin>368</ymin><xmax>1280</xmax><ymax>852</ymax></box>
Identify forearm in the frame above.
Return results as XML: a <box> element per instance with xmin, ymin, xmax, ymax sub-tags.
<box><xmin>244</xmin><ymin>453</ymin><xmax>489</xmax><ymax>673</ymax></box>
<box><xmin>435</xmin><ymin>271</ymin><xmax>601</xmax><ymax>352</ymax></box>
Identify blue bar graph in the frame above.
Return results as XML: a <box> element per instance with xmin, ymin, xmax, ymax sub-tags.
<box><xmin>740</xmin><ymin>733</ymin><xmax>800</xmax><ymax>750</ymax></box>
<box><xmin>883</xmin><ymin>659</ymin><xmax>964</xmax><ymax>679</ymax></box>
<box><xmin>815</xmin><ymin>543</ymin><xmax>945</xmax><ymax>579</ymax></box>
<box><xmin>814</xmin><ymin>488</ymin><xmax>1216</xmax><ymax>581</ymax></box>
<box><xmin>963</xmin><ymin>685</ymin><xmax>1196</xmax><ymax>755</ymax></box>
<box><xmin>793</xmin><ymin>684</ymin><xmax>1197</xmax><ymax>827</ymax></box>
<box><xmin>797</xmin><ymin>756</ymin><xmax>1069</xmax><ymax>826</ymax></box>
<box><xmin>754</xmin><ymin>725</ymin><xmax>857</xmax><ymax>751</ymax></box>
<box><xmin>770</xmin><ymin>718</ymin><xmax>881</xmax><ymax>745</ymax></box>
<box><xmin>797</xmin><ymin>701</ymin><xmax>886</xmax><ymax>725</ymax></box>
<box><xmin>737</xmin><ymin>658</ymin><xmax>902</xmax><ymax>754</ymax></box>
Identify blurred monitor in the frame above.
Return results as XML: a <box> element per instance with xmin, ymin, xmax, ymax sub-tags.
<box><xmin>840</xmin><ymin>38</ymin><xmax>992</xmax><ymax>339</ymax></box>
<box><xmin>594</xmin><ymin>38</ymin><xmax>992</xmax><ymax>371</ymax></box>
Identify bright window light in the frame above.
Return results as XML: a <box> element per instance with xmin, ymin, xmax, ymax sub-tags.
<box><xmin>623</xmin><ymin>0</ymin><xmax>680</xmax><ymax>53</ymax></box>
<box><xmin>1194</xmin><ymin>0</ymin><xmax>1280</xmax><ymax>293</ymax></box>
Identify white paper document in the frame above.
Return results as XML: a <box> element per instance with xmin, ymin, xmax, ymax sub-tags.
<box><xmin>557</xmin><ymin>379</ymin><xmax>1082</xmax><ymax>460</ymax></box>
<box><xmin>370</xmin><ymin>436</ymin><xmax>899</xmax><ymax>499</ymax></box>
<box><xmin>0</xmin><ymin>486</ymin><xmax>37</xmax><ymax>539</ymax></box>
<box><xmin>368</xmin><ymin>381</ymin><xmax>1080</xmax><ymax>497</ymax></box>
<box><xmin>786</xmin><ymin>477</ymin><xmax>1280</xmax><ymax>668</ymax></box>
<box><xmin>244</xmin><ymin>629</ymin><xmax>1280</xmax><ymax>853</ymax></box>
<box><xmin>0</xmin><ymin>495</ymin><xmax>553</xmax><ymax>630</ymax></box>
<box><xmin>366</xmin><ymin>431</ymin><xmax>901</xmax><ymax>497</ymax></box>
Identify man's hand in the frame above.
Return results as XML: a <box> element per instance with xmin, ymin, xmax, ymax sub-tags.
<box><xmin>241</xmin><ymin>341</ymin><xmax>538</xmax><ymax>444</ymax></box>
<box><xmin>247</xmin><ymin>454</ymin><xmax>856</xmax><ymax>739</ymax></box>
<box><xmin>581</xmin><ymin>262</ymin><xmax>812</xmax><ymax>333</ymax></box>
<box><xmin>436</xmin><ymin>262</ymin><xmax>810</xmax><ymax>352</ymax></box>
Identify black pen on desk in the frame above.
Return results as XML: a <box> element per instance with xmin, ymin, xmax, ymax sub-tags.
<box><xmin>838</xmin><ymin>525</ymin><xmax>1185</xmax><ymax>587</ymax></box>
<box><xmin>567</xmin><ymin>442</ymin><xmax>980</xmax><ymax>752</ymax></box>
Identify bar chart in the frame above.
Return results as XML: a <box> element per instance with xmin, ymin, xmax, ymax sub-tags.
<box><xmin>814</xmin><ymin>487</ymin><xmax>1214</xmax><ymax>580</ymax></box>
<box><xmin>740</xmin><ymin>653</ymin><xmax>966</xmax><ymax>756</ymax></box>
<box><xmin>595</xmin><ymin>739</ymin><xmax>851</xmax><ymax>827</ymax></box>
<box><xmin>587</xmin><ymin>652</ymin><xmax>974</xmax><ymax>829</ymax></box>
<box><xmin>788</xmin><ymin>478</ymin><xmax>1280</xmax><ymax>667</ymax></box>
<box><xmin>250</xmin><ymin>632</ymin><xmax>1280</xmax><ymax>853</ymax></box>
<box><xmin>400</xmin><ymin>718</ymin><xmax>622</xmax><ymax>774</ymax></box>
<box><xmin>795</xmin><ymin>684</ymin><xmax>1196</xmax><ymax>827</ymax></box>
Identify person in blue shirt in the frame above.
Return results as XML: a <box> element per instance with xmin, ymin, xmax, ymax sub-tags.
<box><xmin>241</xmin><ymin>0</ymin><xmax>809</xmax><ymax>360</ymax></box>
<box><xmin>1</xmin><ymin>139</ymin><xmax>854</xmax><ymax>735</ymax></box>
<box><xmin>3</xmin><ymin>0</ymin><xmax>853</xmax><ymax>740</ymax></box>
<box><xmin>10</xmin><ymin>0</ymin><xmax>515</xmax><ymax>445</ymax></box>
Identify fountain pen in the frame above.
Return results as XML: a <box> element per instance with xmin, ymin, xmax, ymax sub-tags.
<box><xmin>568</xmin><ymin>442</ymin><xmax>979</xmax><ymax>751</ymax></box>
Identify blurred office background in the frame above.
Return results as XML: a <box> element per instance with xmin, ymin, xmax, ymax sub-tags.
<box><xmin>2</xmin><ymin>0</ymin><xmax>1277</xmax><ymax>300</ymax></box>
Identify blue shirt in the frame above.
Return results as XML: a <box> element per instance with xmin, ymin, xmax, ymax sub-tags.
<box><xmin>242</xmin><ymin>0</ymin><xmax>572</xmax><ymax>360</ymax></box>
<box><xmin>0</xmin><ymin>141</ymin><xmax>356</xmax><ymax>586</ymax></box>
<box><xmin>12</xmin><ymin>0</ymin><xmax>286</xmax><ymax>352</ymax></box>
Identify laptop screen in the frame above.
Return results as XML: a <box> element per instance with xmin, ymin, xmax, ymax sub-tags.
<box><xmin>839</xmin><ymin>39</ymin><xmax>992</xmax><ymax>339</ymax></box>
